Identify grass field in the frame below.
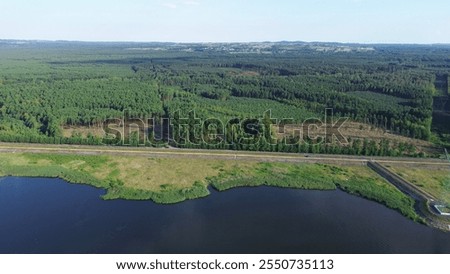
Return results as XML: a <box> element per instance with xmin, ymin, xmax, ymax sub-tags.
<box><xmin>0</xmin><ymin>152</ymin><xmax>421</xmax><ymax>221</ymax></box>
<box><xmin>386</xmin><ymin>164</ymin><xmax>450</xmax><ymax>204</ymax></box>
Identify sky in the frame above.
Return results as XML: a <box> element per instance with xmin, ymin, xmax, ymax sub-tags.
<box><xmin>0</xmin><ymin>0</ymin><xmax>449</xmax><ymax>43</ymax></box>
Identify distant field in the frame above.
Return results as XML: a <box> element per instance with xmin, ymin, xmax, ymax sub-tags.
<box><xmin>195</xmin><ymin>96</ymin><xmax>319</xmax><ymax>122</ymax></box>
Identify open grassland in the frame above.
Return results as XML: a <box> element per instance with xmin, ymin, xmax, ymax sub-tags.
<box><xmin>385</xmin><ymin>164</ymin><xmax>450</xmax><ymax>204</ymax></box>
<box><xmin>0</xmin><ymin>152</ymin><xmax>258</xmax><ymax>203</ymax></box>
<box><xmin>0</xmin><ymin>152</ymin><xmax>420</xmax><ymax>221</ymax></box>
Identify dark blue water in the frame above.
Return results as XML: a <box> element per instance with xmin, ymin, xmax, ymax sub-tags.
<box><xmin>0</xmin><ymin>177</ymin><xmax>449</xmax><ymax>254</ymax></box>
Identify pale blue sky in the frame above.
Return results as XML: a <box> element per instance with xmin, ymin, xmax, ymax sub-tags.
<box><xmin>0</xmin><ymin>0</ymin><xmax>449</xmax><ymax>43</ymax></box>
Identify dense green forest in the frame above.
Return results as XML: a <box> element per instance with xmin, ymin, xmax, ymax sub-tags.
<box><xmin>0</xmin><ymin>40</ymin><xmax>449</xmax><ymax>156</ymax></box>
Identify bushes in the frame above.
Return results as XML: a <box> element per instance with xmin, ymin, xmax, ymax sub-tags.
<box><xmin>210</xmin><ymin>163</ymin><xmax>339</xmax><ymax>191</ymax></box>
<box><xmin>103</xmin><ymin>181</ymin><xmax>210</xmax><ymax>204</ymax></box>
<box><xmin>336</xmin><ymin>177</ymin><xmax>421</xmax><ymax>222</ymax></box>
<box><xmin>0</xmin><ymin>164</ymin><xmax>104</xmax><ymax>188</ymax></box>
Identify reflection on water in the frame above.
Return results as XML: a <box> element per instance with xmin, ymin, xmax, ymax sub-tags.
<box><xmin>0</xmin><ymin>177</ymin><xmax>449</xmax><ymax>254</ymax></box>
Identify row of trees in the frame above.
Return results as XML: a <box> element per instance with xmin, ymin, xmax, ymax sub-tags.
<box><xmin>0</xmin><ymin>131</ymin><xmax>421</xmax><ymax>158</ymax></box>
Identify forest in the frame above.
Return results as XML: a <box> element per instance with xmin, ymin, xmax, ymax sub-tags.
<box><xmin>0</xmin><ymin>40</ymin><xmax>449</xmax><ymax>157</ymax></box>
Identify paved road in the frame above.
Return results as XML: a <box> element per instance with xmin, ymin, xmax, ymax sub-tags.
<box><xmin>1</xmin><ymin>142</ymin><xmax>449</xmax><ymax>167</ymax></box>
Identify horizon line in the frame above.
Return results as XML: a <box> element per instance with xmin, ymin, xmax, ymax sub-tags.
<box><xmin>1</xmin><ymin>38</ymin><xmax>450</xmax><ymax>46</ymax></box>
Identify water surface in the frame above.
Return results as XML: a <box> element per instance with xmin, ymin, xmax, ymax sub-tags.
<box><xmin>0</xmin><ymin>177</ymin><xmax>449</xmax><ymax>253</ymax></box>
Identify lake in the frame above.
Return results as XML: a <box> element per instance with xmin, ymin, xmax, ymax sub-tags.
<box><xmin>0</xmin><ymin>177</ymin><xmax>449</xmax><ymax>253</ymax></box>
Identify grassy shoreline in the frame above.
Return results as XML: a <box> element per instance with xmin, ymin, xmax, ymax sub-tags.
<box><xmin>0</xmin><ymin>152</ymin><xmax>422</xmax><ymax>221</ymax></box>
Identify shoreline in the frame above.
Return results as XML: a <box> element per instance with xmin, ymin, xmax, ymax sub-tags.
<box><xmin>2</xmin><ymin>173</ymin><xmax>449</xmax><ymax>231</ymax></box>
<box><xmin>0</xmin><ymin>150</ymin><xmax>448</xmax><ymax>232</ymax></box>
